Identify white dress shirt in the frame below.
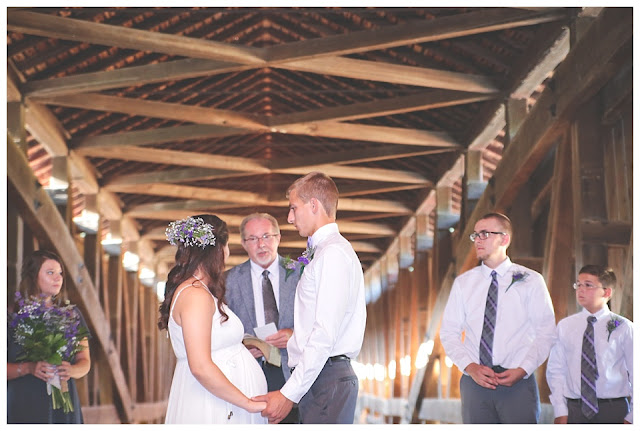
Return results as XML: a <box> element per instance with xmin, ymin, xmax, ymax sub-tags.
<box><xmin>249</xmin><ymin>259</ymin><xmax>281</xmax><ymax>328</ymax></box>
<box><xmin>280</xmin><ymin>223</ymin><xmax>366</xmax><ymax>403</ymax></box>
<box><xmin>440</xmin><ymin>257</ymin><xmax>556</xmax><ymax>377</ymax></box>
<box><xmin>546</xmin><ymin>305</ymin><xmax>633</xmax><ymax>422</ymax></box>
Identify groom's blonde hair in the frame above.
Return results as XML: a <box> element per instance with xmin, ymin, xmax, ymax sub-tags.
<box><xmin>286</xmin><ymin>172</ymin><xmax>339</xmax><ymax>219</ymax></box>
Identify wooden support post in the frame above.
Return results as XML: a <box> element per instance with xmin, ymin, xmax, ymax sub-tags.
<box><xmin>465</xmin><ymin>150</ymin><xmax>487</xmax><ymax>220</ymax></box>
<box><xmin>571</xmin><ymin>99</ymin><xmax>607</xmax><ymax>271</ymax></box>
<box><xmin>543</xmin><ymin>132</ymin><xmax>575</xmax><ymax>321</ymax></box>
<box><xmin>415</xmin><ymin>214</ymin><xmax>432</xmax><ymax>251</ymax></box>
<box><xmin>82</xmin><ymin>194</ymin><xmax>102</xmax><ymax>292</ymax></box>
<box><xmin>47</xmin><ymin>156</ymin><xmax>73</xmax><ymax>228</ymax></box>
<box><xmin>505</xmin><ymin>97</ymin><xmax>528</xmax><ymax>147</ymax></box>
<box><xmin>7</xmin><ymin>101</ymin><xmax>27</xmax><ymax>153</ymax></box>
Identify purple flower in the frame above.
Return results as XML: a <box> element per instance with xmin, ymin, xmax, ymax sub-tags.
<box><xmin>281</xmin><ymin>244</ymin><xmax>316</xmax><ymax>281</ymax></box>
<box><xmin>506</xmin><ymin>271</ymin><xmax>529</xmax><ymax>292</ymax></box>
<box><xmin>607</xmin><ymin>316</ymin><xmax>622</xmax><ymax>341</ymax></box>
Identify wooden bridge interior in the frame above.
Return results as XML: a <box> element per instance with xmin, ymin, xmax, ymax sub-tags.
<box><xmin>5</xmin><ymin>7</ymin><xmax>632</xmax><ymax>423</ymax></box>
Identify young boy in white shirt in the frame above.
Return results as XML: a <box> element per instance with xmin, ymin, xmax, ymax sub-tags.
<box><xmin>546</xmin><ymin>265</ymin><xmax>633</xmax><ymax>424</ymax></box>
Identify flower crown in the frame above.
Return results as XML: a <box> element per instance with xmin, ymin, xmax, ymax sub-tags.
<box><xmin>166</xmin><ymin>217</ymin><xmax>216</xmax><ymax>248</ymax></box>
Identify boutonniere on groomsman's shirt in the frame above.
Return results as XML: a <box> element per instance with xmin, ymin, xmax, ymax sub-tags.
<box><xmin>281</xmin><ymin>242</ymin><xmax>316</xmax><ymax>281</ymax></box>
<box><xmin>606</xmin><ymin>316</ymin><xmax>622</xmax><ymax>342</ymax></box>
<box><xmin>505</xmin><ymin>271</ymin><xmax>529</xmax><ymax>292</ymax></box>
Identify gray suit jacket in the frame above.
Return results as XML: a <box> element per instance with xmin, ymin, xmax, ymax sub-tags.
<box><xmin>224</xmin><ymin>255</ymin><xmax>298</xmax><ymax>380</ymax></box>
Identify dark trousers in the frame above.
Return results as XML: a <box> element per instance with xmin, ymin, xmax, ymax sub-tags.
<box><xmin>567</xmin><ymin>397</ymin><xmax>630</xmax><ymax>423</ymax></box>
<box><xmin>460</xmin><ymin>367</ymin><xmax>540</xmax><ymax>424</ymax></box>
<box><xmin>297</xmin><ymin>357</ymin><xmax>358</xmax><ymax>424</ymax></box>
<box><xmin>261</xmin><ymin>361</ymin><xmax>299</xmax><ymax>424</ymax></box>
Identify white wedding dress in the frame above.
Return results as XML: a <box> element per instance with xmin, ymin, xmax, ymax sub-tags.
<box><xmin>165</xmin><ymin>285</ymin><xmax>268</xmax><ymax>424</ymax></box>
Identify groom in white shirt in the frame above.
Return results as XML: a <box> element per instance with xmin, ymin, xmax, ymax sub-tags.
<box><xmin>440</xmin><ymin>212</ymin><xmax>556</xmax><ymax>423</ymax></box>
<box><xmin>255</xmin><ymin>171</ymin><xmax>367</xmax><ymax>424</ymax></box>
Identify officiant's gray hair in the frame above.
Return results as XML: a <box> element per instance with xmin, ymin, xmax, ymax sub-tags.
<box><xmin>286</xmin><ymin>171</ymin><xmax>339</xmax><ymax>219</ymax></box>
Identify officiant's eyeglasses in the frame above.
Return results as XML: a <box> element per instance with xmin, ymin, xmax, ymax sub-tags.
<box><xmin>243</xmin><ymin>233</ymin><xmax>280</xmax><ymax>244</ymax></box>
<box><xmin>573</xmin><ymin>282</ymin><xmax>604</xmax><ymax>290</ymax></box>
<box><xmin>469</xmin><ymin>231</ymin><xmax>506</xmax><ymax>242</ymax></box>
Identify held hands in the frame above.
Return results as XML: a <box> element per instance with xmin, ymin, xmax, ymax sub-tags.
<box><xmin>554</xmin><ymin>416</ymin><xmax>568</xmax><ymax>424</ymax></box>
<box><xmin>246</xmin><ymin>399</ymin><xmax>267</xmax><ymax>414</ymax></box>
<box><xmin>465</xmin><ymin>363</ymin><xmax>499</xmax><ymax>389</ymax></box>
<box><xmin>32</xmin><ymin>361</ymin><xmax>56</xmax><ymax>382</ymax></box>
<box><xmin>465</xmin><ymin>364</ymin><xmax>527</xmax><ymax>390</ymax></box>
<box><xmin>495</xmin><ymin>367</ymin><xmax>526</xmax><ymax>387</ymax></box>
<box><xmin>253</xmin><ymin>391</ymin><xmax>294</xmax><ymax>424</ymax></box>
<box><xmin>55</xmin><ymin>361</ymin><xmax>73</xmax><ymax>382</ymax></box>
<box><xmin>265</xmin><ymin>328</ymin><xmax>293</xmax><ymax>349</ymax></box>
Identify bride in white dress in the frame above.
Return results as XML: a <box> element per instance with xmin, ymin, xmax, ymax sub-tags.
<box><xmin>159</xmin><ymin>215</ymin><xmax>267</xmax><ymax>424</ymax></box>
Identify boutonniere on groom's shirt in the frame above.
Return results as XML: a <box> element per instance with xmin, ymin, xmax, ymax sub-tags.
<box><xmin>606</xmin><ymin>316</ymin><xmax>622</xmax><ymax>342</ymax></box>
<box><xmin>505</xmin><ymin>271</ymin><xmax>529</xmax><ymax>292</ymax></box>
<box><xmin>281</xmin><ymin>241</ymin><xmax>316</xmax><ymax>281</ymax></box>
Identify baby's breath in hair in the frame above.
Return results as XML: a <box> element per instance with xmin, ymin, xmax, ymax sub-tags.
<box><xmin>166</xmin><ymin>217</ymin><xmax>216</xmax><ymax>248</ymax></box>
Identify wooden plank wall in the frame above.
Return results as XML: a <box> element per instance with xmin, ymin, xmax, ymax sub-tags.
<box><xmin>357</xmin><ymin>8</ymin><xmax>632</xmax><ymax>424</ymax></box>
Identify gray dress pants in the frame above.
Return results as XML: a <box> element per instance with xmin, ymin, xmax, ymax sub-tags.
<box><xmin>460</xmin><ymin>370</ymin><xmax>540</xmax><ymax>423</ymax></box>
<box><xmin>297</xmin><ymin>357</ymin><xmax>358</xmax><ymax>424</ymax></box>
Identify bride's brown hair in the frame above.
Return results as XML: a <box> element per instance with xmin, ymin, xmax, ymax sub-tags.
<box><xmin>158</xmin><ymin>214</ymin><xmax>229</xmax><ymax>330</ymax></box>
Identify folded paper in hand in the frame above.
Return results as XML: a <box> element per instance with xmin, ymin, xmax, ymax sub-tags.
<box><xmin>242</xmin><ymin>335</ymin><xmax>281</xmax><ymax>367</ymax></box>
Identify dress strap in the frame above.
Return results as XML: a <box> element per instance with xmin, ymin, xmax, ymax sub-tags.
<box><xmin>169</xmin><ymin>285</ymin><xmax>194</xmax><ymax>318</ymax></box>
<box><xmin>169</xmin><ymin>278</ymin><xmax>217</xmax><ymax>318</ymax></box>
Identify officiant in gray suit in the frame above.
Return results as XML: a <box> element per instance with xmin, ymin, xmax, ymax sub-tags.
<box><xmin>225</xmin><ymin>212</ymin><xmax>299</xmax><ymax>423</ymax></box>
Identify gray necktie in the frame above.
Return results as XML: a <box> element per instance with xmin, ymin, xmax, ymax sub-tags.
<box><xmin>581</xmin><ymin>315</ymin><xmax>599</xmax><ymax>419</ymax></box>
<box><xmin>479</xmin><ymin>270</ymin><xmax>498</xmax><ymax>367</ymax></box>
<box><xmin>262</xmin><ymin>270</ymin><xmax>279</xmax><ymax>328</ymax></box>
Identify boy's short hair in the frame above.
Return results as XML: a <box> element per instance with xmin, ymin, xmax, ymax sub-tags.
<box><xmin>578</xmin><ymin>264</ymin><xmax>617</xmax><ymax>289</ymax></box>
<box><xmin>286</xmin><ymin>171</ymin><xmax>339</xmax><ymax>219</ymax></box>
<box><xmin>479</xmin><ymin>212</ymin><xmax>512</xmax><ymax>236</ymax></box>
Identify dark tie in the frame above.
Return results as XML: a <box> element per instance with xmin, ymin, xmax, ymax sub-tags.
<box><xmin>581</xmin><ymin>315</ymin><xmax>599</xmax><ymax>419</ymax></box>
<box><xmin>262</xmin><ymin>270</ymin><xmax>279</xmax><ymax>328</ymax></box>
<box><xmin>479</xmin><ymin>270</ymin><xmax>499</xmax><ymax>367</ymax></box>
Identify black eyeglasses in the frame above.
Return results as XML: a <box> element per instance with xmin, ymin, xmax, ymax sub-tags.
<box><xmin>243</xmin><ymin>233</ymin><xmax>279</xmax><ymax>244</ymax></box>
<box><xmin>469</xmin><ymin>231</ymin><xmax>506</xmax><ymax>242</ymax></box>
<box><xmin>573</xmin><ymin>282</ymin><xmax>604</xmax><ymax>290</ymax></box>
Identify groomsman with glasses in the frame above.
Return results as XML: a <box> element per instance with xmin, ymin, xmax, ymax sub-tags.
<box><xmin>441</xmin><ymin>212</ymin><xmax>556</xmax><ymax>423</ymax></box>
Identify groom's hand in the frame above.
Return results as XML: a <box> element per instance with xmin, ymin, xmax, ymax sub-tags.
<box><xmin>253</xmin><ymin>391</ymin><xmax>293</xmax><ymax>424</ymax></box>
<box><xmin>265</xmin><ymin>328</ymin><xmax>293</xmax><ymax>349</ymax></box>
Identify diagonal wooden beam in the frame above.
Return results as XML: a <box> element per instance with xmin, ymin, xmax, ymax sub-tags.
<box><xmin>273</xmin><ymin>164</ymin><xmax>430</xmax><ymax>185</ymax></box>
<box><xmin>22</xmin><ymin>58</ymin><xmax>249</xmax><ymax>98</ymax></box>
<box><xmin>268</xmin><ymin>145</ymin><xmax>455</xmax><ymax>171</ymax></box>
<box><xmin>276</xmin><ymin>57</ymin><xmax>498</xmax><ymax>93</ymax></box>
<box><xmin>71</xmin><ymin>124</ymin><xmax>247</xmax><ymax>149</ymax></box>
<box><xmin>268</xmin><ymin>90</ymin><xmax>497</xmax><ymax>126</ymax></box>
<box><xmin>77</xmin><ymin>145</ymin><xmax>269</xmax><ymax>173</ymax></box>
<box><xmin>264</xmin><ymin>8</ymin><xmax>569</xmax><ymax>62</ymax></box>
<box><xmin>31</xmin><ymin>93</ymin><xmax>268</xmax><ymax>130</ymax></box>
<box><xmin>105</xmin><ymin>168</ymin><xmax>252</xmax><ymax>187</ymax></box>
<box><xmin>282</xmin><ymin>122</ymin><xmax>459</xmax><ymax>147</ymax></box>
<box><xmin>7</xmin><ymin>9</ymin><xmax>265</xmax><ymax>64</ymax></box>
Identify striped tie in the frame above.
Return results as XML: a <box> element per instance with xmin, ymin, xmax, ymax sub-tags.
<box><xmin>479</xmin><ymin>270</ymin><xmax>498</xmax><ymax>367</ymax></box>
<box><xmin>581</xmin><ymin>315</ymin><xmax>599</xmax><ymax>419</ymax></box>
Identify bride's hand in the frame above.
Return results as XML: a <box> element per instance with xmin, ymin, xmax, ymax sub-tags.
<box><xmin>247</xmin><ymin>399</ymin><xmax>267</xmax><ymax>413</ymax></box>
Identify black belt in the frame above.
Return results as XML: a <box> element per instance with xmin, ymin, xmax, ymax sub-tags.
<box><xmin>567</xmin><ymin>397</ymin><xmax>629</xmax><ymax>403</ymax></box>
<box><xmin>492</xmin><ymin>365</ymin><xmax>507</xmax><ymax>373</ymax></box>
<box><xmin>328</xmin><ymin>354</ymin><xmax>350</xmax><ymax>363</ymax></box>
<box><xmin>290</xmin><ymin>355</ymin><xmax>350</xmax><ymax>373</ymax></box>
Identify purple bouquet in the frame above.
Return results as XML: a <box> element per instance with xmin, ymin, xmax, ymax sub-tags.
<box><xmin>10</xmin><ymin>292</ymin><xmax>90</xmax><ymax>413</ymax></box>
